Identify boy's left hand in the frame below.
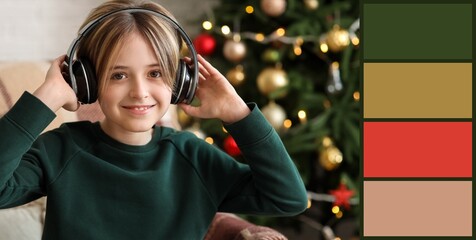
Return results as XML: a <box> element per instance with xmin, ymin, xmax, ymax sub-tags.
<box><xmin>179</xmin><ymin>55</ymin><xmax>250</xmax><ymax>124</ymax></box>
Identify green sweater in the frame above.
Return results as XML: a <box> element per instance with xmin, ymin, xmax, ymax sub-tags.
<box><xmin>0</xmin><ymin>92</ymin><xmax>307</xmax><ymax>239</ymax></box>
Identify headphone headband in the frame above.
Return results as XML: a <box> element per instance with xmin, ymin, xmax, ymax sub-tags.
<box><xmin>66</xmin><ymin>7</ymin><xmax>198</xmax><ymax>104</ymax></box>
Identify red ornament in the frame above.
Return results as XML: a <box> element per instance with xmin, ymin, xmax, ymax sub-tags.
<box><xmin>329</xmin><ymin>183</ymin><xmax>354</xmax><ymax>210</ymax></box>
<box><xmin>223</xmin><ymin>135</ymin><xmax>241</xmax><ymax>157</ymax></box>
<box><xmin>193</xmin><ymin>33</ymin><xmax>216</xmax><ymax>56</ymax></box>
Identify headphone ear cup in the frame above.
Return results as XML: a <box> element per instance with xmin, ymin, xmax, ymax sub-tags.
<box><xmin>171</xmin><ymin>60</ymin><xmax>190</xmax><ymax>104</ymax></box>
<box><xmin>184</xmin><ymin>62</ymin><xmax>197</xmax><ymax>104</ymax></box>
<box><xmin>72</xmin><ymin>58</ymin><xmax>98</xmax><ymax>104</ymax></box>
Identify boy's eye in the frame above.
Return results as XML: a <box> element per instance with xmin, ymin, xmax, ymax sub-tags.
<box><xmin>148</xmin><ymin>70</ymin><xmax>162</xmax><ymax>78</ymax></box>
<box><xmin>111</xmin><ymin>72</ymin><xmax>126</xmax><ymax>80</ymax></box>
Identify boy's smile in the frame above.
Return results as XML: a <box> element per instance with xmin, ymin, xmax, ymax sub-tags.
<box><xmin>122</xmin><ymin>104</ymin><xmax>157</xmax><ymax>115</ymax></box>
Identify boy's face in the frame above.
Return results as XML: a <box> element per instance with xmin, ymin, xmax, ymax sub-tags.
<box><xmin>98</xmin><ymin>32</ymin><xmax>172</xmax><ymax>144</ymax></box>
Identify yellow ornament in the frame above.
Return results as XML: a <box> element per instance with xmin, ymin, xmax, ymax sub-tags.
<box><xmin>223</xmin><ymin>39</ymin><xmax>247</xmax><ymax>62</ymax></box>
<box><xmin>319</xmin><ymin>137</ymin><xmax>343</xmax><ymax>171</ymax></box>
<box><xmin>226</xmin><ymin>65</ymin><xmax>246</xmax><ymax>86</ymax></box>
<box><xmin>261</xmin><ymin>101</ymin><xmax>287</xmax><ymax>131</ymax></box>
<box><xmin>326</xmin><ymin>25</ymin><xmax>350</xmax><ymax>52</ymax></box>
<box><xmin>256</xmin><ymin>67</ymin><xmax>289</xmax><ymax>98</ymax></box>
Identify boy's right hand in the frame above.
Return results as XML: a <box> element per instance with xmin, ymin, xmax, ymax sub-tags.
<box><xmin>33</xmin><ymin>55</ymin><xmax>79</xmax><ymax>112</ymax></box>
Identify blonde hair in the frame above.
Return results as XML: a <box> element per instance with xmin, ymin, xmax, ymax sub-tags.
<box><xmin>76</xmin><ymin>0</ymin><xmax>181</xmax><ymax>97</ymax></box>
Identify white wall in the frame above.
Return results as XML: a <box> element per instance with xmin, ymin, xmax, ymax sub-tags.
<box><xmin>0</xmin><ymin>0</ymin><xmax>217</xmax><ymax>61</ymax></box>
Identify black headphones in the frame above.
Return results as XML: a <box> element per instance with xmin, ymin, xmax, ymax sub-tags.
<box><xmin>64</xmin><ymin>8</ymin><xmax>198</xmax><ymax>105</ymax></box>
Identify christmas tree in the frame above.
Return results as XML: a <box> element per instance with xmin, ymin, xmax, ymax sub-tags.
<box><xmin>181</xmin><ymin>0</ymin><xmax>360</xmax><ymax>238</ymax></box>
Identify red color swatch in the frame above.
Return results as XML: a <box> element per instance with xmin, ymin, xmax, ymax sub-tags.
<box><xmin>364</xmin><ymin>122</ymin><xmax>472</xmax><ymax>178</ymax></box>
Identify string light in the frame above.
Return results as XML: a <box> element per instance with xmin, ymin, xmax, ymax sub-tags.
<box><xmin>276</xmin><ymin>27</ymin><xmax>286</xmax><ymax>36</ymax></box>
<box><xmin>320</xmin><ymin>43</ymin><xmax>329</xmax><ymax>53</ymax></box>
<box><xmin>255</xmin><ymin>33</ymin><xmax>265</xmax><ymax>42</ymax></box>
<box><xmin>232</xmin><ymin>33</ymin><xmax>241</xmax><ymax>42</ymax></box>
<box><xmin>221</xmin><ymin>25</ymin><xmax>231</xmax><ymax>35</ymax></box>
<box><xmin>245</xmin><ymin>5</ymin><xmax>254</xmax><ymax>14</ymax></box>
<box><xmin>331</xmin><ymin>61</ymin><xmax>339</xmax><ymax>69</ymax></box>
<box><xmin>298</xmin><ymin>110</ymin><xmax>307</xmax><ymax>123</ymax></box>
<box><xmin>332</xmin><ymin>207</ymin><xmax>344</xmax><ymax>219</ymax></box>
<box><xmin>332</xmin><ymin>206</ymin><xmax>340</xmax><ymax>214</ymax></box>
<box><xmin>348</xmin><ymin>18</ymin><xmax>360</xmax><ymax>46</ymax></box>
<box><xmin>322</xmin><ymin>136</ymin><xmax>332</xmax><ymax>147</ymax></box>
<box><xmin>283</xmin><ymin>119</ymin><xmax>293</xmax><ymax>129</ymax></box>
<box><xmin>295</xmin><ymin>37</ymin><xmax>304</xmax><ymax>45</ymax></box>
<box><xmin>202</xmin><ymin>21</ymin><xmax>213</xmax><ymax>30</ymax></box>
<box><xmin>353</xmin><ymin>91</ymin><xmax>360</xmax><ymax>101</ymax></box>
<box><xmin>294</xmin><ymin>45</ymin><xmax>302</xmax><ymax>56</ymax></box>
<box><xmin>294</xmin><ymin>37</ymin><xmax>303</xmax><ymax>56</ymax></box>
<box><xmin>205</xmin><ymin>137</ymin><xmax>214</xmax><ymax>144</ymax></box>
<box><xmin>201</xmin><ymin>17</ymin><xmax>359</xmax><ymax>58</ymax></box>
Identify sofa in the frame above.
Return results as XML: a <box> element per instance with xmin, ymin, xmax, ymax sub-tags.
<box><xmin>0</xmin><ymin>61</ymin><xmax>287</xmax><ymax>240</ymax></box>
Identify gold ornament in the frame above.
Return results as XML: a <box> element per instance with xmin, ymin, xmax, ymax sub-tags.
<box><xmin>326</xmin><ymin>25</ymin><xmax>350</xmax><ymax>52</ymax></box>
<box><xmin>304</xmin><ymin>0</ymin><xmax>319</xmax><ymax>10</ymax></box>
<box><xmin>256</xmin><ymin>66</ymin><xmax>289</xmax><ymax>98</ymax></box>
<box><xmin>223</xmin><ymin>39</ymin><xmax>247</xmax><ymax>62</ymax></box>
<box><xmin>260</xmin><ymin>0</ymin><xmax>287</xmax><ymax>17</ymax></box>
<box><xmin>319</xmin><ymin>136</ymin><xmax>343</xmax><ymax>171</ymax></box>
<box><xmin>261</xmin><ymin>101</ymin><xmax>287</xmax><ymax>130</ymax></box>
<box><xmin>226</xmin><ymin>65</ymin><xmax>246</xmax><ymax>86</ymax></box>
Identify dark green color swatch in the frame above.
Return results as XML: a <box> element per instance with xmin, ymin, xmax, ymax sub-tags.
<box><xmin>363</xmin><ymin>4</ymin><xmax>472</xmax><ymax>60</ymax></box>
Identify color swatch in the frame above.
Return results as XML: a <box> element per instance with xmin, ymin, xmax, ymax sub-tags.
<box><xmin>362</xmin><ymin>0</ymin><xmax>473</xmax><ymax>238</ymax></box>
<box><xmin>363</xmin><ymin>181</ymin><xmax>472</xmax><ymax>236</ymax></box>
<box><xmin>364</xmin><ymin>121</ymin><xmax>472</xmax><ymax>178</ymax></box>
<box><xmin>363</xmin><ymin>3</ymin><xmax>472</xmax><ymax>60</ymax></box>
<box><xmin>364</xmin><ymin>63</ymin><xmax>472</xmax><ymax>119</ymax></box>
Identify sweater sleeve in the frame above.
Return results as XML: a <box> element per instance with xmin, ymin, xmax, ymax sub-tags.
<box><xmin>0</xmin><ymin>92</ymin><xmax>56</xmax><ymax>207</ymax></box>
<box><xmin>218</xmin><ymin>103</ymin><xmax>308</xmax><ymax>216</ymax></box>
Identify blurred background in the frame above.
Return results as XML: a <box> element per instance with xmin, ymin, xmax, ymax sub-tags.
<box><xmin>0</xmin><ymin>0</ymin><xmax>360</xmax><ymax>239</ymax></box>
<box><xmin>0</xmin><ymin>0</ymin><xmax>217</xmax><ymax>61</ymax></box>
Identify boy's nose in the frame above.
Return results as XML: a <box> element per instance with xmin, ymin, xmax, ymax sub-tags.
<box><xmin>129</xmin><ymin>79</ymin><xmax>149</xmax><ymax>99</ymax></box>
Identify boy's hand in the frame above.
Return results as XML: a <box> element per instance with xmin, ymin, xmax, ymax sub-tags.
<box><xmin>33</xmin><ymin>55</ymin><xmax>79</xmax><ymax>112</ymax></box>
<box><xmin>179</xmin><ymin>55</ymin><xmax>250</xmax><ymax>124</ymax></box>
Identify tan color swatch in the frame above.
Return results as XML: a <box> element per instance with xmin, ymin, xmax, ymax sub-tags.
<box><xmin>364</xmin><ymin>63</ymin><xmax>472</xmax><ymax>118</ymax></box>
<box><xmin>364</xmin><ymin>181</ymin><xmax>472</xmax><ymax>236</ymax></box>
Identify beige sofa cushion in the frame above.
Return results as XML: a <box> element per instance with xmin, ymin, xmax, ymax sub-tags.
<box><xmin>0</xmin><ymin>197</ymin><xmax>46</xmax><ymax>240</ymax></box>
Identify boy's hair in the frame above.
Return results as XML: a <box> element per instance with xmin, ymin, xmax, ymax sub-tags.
<box><xmin>76</xmin><ymin>0</ymin><xmax>181</xmax><ymax>97</ymax></box>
